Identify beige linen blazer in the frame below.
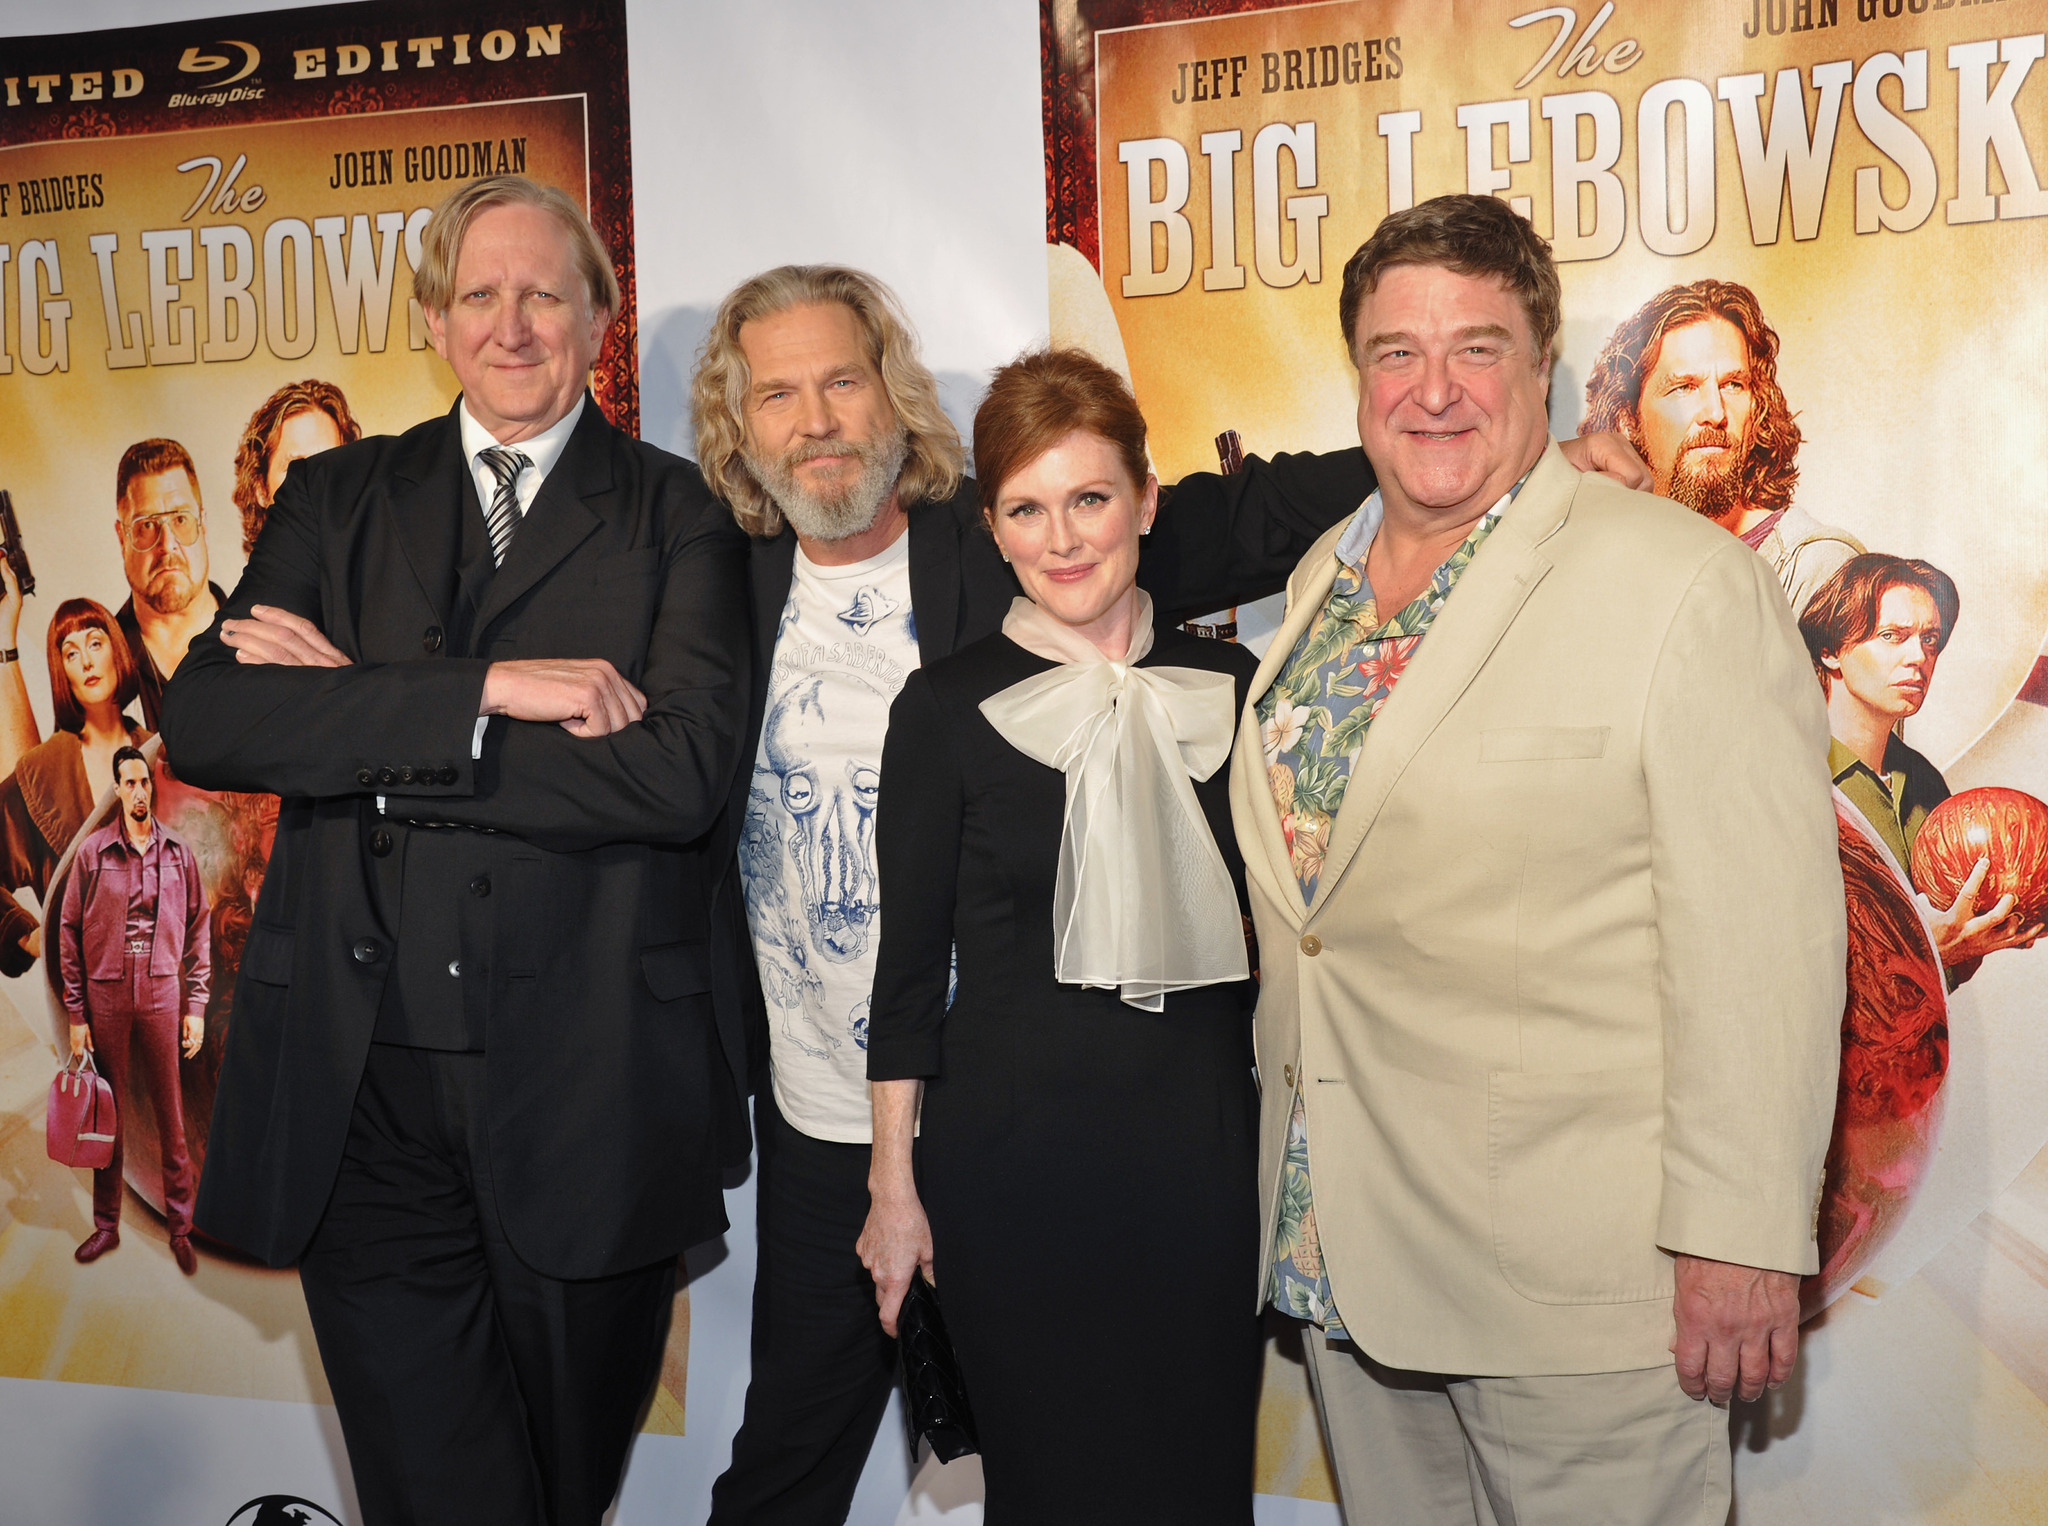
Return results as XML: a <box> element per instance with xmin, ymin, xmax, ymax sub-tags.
<box><xmin>1233</xmin><ymin>443</ymin><xmax>1845</xmax><ymax>1377</ymax></box>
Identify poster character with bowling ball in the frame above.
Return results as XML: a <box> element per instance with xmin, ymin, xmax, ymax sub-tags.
<box><xmin>1800</xmin><ymin>553</ymin><xmax>2044</xmax><ymax>977</ymax></box>
<box><xmin>1797</xmin><ymin>553</ymin><xmax>2043</xmax><ymax>1309</ymax></box>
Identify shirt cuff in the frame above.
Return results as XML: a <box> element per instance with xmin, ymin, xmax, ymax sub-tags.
<box><xmin>472</xmin><ymin>715</ymin><xmax>491</xmax><ymax>759</ymax></box>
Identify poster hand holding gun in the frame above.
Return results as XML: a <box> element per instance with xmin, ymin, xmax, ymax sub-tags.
<box><xmin>0</xmin><ymin>489</ymin><xmax>33</xmax><ymax>656</ymax></box>
<box><xmin>0</xmin><ymin>487</ymin><xmax>38</xmax><ymax>605</ymax></box>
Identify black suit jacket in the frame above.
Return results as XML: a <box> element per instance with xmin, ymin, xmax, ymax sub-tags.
<box><xmin>710</xmin><ymin>447</ymin><xmax>1377</xmax><ymax>1089</ymax></box>
<box><xmin>160</xmin><ymin>397</ymin><xmax>752</xmax><ymax>1279</ymax></box>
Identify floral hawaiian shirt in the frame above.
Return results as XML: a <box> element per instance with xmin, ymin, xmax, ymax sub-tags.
<box><xmin>1259</xmin><ymin>487</ymin><xmax>1508</xmax><ymax>1335</ymax></box>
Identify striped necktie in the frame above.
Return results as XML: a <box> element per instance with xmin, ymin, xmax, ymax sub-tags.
<box><xmin>477</xmin><ymin>445</ymin><xmax>531</xmax><ymax>566</ymax></box>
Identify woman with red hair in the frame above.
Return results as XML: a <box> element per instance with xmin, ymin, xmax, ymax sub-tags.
<box><xmin>0</xmin><ymin>598</ymin><xmax>149</xmax><ymax>969</ymax></box>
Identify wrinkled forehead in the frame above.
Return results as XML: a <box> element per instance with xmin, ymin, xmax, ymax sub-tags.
<box><xmin>117</xmin><ymin>760</ymin><xmax>152</xmax><ymax>786</ymax></box>
<box><xmin>452</xmin><ymin>202</ymin><xmax>591</xmax><ymax>301</ymax></box>
<box><xmin>121</xmin><ymin>467</ymin><xmax>200</xmax><ymax>517</ymax></box>
<box><xmin>1643</xmin><ymin>314</ymin><xmax>1753</xmax><ymax>382</ymax></box>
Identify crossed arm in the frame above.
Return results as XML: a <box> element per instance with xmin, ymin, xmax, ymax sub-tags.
<box><xmin>220</xmin><ymin>605</ymin><xmax>650</xmax><ymax>738</ymax></box>
<box><xmin>159</xmin><ymin>462</ymin><xmax>751</xmax><ymax>853</ymax></box>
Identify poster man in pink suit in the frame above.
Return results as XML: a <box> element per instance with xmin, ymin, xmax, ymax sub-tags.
<box><xmin>60</xmin><ymin>744</ymin><xmax>211</xmax><ymax>1273</ymax></box>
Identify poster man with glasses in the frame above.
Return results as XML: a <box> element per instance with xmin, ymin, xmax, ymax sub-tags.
<box><xmin>111</xmin><ymin>439</ymin><xmax>227</xmax><ymax>730</ymax></box>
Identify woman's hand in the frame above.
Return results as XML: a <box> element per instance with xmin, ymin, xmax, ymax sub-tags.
<box><xmin>69</xmin><ymin>1022</ymin><xmax>90</xmax><ymax>1060</ymax></box>
<box><xmin>181</xmin><ymin>1012</ymin><xmax>205</xmax><ymax>1060</ymax></box>
<box><xmin>861</xmin><ymin>1076</ymin><xmax>932</xmax><ymax>1337</ymax></box>
<box><xmin>858</xmin><ymin>1186</ymin><xmax>935</xmax><ymax>1338</ymax></box>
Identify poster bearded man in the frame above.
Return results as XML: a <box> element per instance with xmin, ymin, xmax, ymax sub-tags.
<box><xmin>1580</xmin><ymin>279</ymin><xmax>1861</xmax><ymax>614</ymax></box>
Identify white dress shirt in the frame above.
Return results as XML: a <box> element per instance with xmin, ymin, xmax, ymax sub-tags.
<box><xmin>456</xmin><ymin>391</ymin><xmax>585</xmax><ymax>518</ymax></box>
<box><xmin>455</xmin><ymin>393</ymin><xmax>587</xmax><ymax>763</ymax></box>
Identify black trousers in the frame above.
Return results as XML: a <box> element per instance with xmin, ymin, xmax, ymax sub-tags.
<box><xmin>708</xmin><ymin>1091</ymin><xmax>899</xmax><ymax>1525</ymax></box>
<box><xmin>299</xmin><ymin>1043</ymin><xmax>675</xmax><ymax>1526</ymax></box>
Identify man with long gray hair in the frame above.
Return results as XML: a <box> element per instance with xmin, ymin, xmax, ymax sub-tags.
<box><xmin>695</xmin><ymin>264</ymin><xmax>1651</xmax><ymax>1523</ymax></box>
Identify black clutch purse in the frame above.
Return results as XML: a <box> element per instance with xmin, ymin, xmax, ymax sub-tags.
<box><xmin>898</xmin><ymin>1271</ymin><xmax>978</xmax><ymax>1462</ymax></box>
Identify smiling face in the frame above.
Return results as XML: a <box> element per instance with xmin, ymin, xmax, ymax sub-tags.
<box><xmin>1632</xmin><ymin>316</ymin><xmax>1757</xmax><ymax>523</ymax></box>
<box><xmin>262</xmin><ymin>407</ymin><xmax>347</xmax><ymax>505</ymax></box>
<box><xmin>425</xmin><ymin>201</ymin><xmax>610</xmax><ymax>442</ymax></box>
<box><xmin>61</xmin><ymin>623</ymin><xmax>118</xmax><ymax>712</ymax></box>
<box><xmin>738</xmin><ymin>302</ymin><xmax>907</xmax><ymax>545</ymax></box>
<box><xmin>117</xmin><ymin>467</ymin><xmax>207</xmax><ymax>615</ymax></box>
<box><xmin>988</xmin><ymin>429</ymin><xmax>1157</xmax><ymax>652</ymax></box>
<box><xmin>1352</xmin><ymin>263</ymin><xmax>1552</xmax><ymax>524</ymax></box>
<box><xmin>1827</xmin><ymin>582</ymin><xmax>1945</xmax><ymax>725</ymax></box>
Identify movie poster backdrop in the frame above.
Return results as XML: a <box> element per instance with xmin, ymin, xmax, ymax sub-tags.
<box><xmin>0</xmin><ymin>0</ymin><xmax>706</xmax><ymax>1446</ymax></box>
<box><xmin>1045</xmin><ymin>0</ymin><xmax>2048</xmax><ymax>1515</ymax></box>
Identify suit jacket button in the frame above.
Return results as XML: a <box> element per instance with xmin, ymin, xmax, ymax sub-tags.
<box><xmin>351</xmin><ymin>938</ymin><xmax>381</xmax><ymax>964</ymax></box>
<box><xmin>377</xmin><ymin>766</ymin><xmax>397</xmax><ymax>786</ymax></box>
<box><xmin>448</xmin><ymin>960</ymin><xmax>461</xmax><ymax>977</ymax></box>
<box><xmin>1283</xmin><ymin>1063</ymin><xmax>1295</xmax><ymax>1089</ymax></box>
<box><xmin>355</xmin><ymin>767</ymin><xmax>375</xmax><ymax>788</ymax></box>
<box><xmin>397</xmin><ymin>765</ymin><xmax>416</xmax><ymax>784</ymax></box>
<box><xmin>419</xmin><ymin>764</ymin><xmax>438</xmax><ymax>785</ymax></box>
<box><xmin>470</xmin><ymin>875</ymin><xmax>491</xmax><ymax>897</ymax></box>
<box><xmin>368</xmin><ymin>828</ymin><xmax>394</xmax><ymax>857</ymax></box>
<box><xmin>423</xmin><ymin>626</ymin><xmax>444</xmax><ymax>653</ymax></box>
<box><xmin>437</xmin><ymin>766</ymin><xmax>459</xmax><ymax>785</ymax></box>
<box><xmin>1300</xmin><ymin>934</ymin><xmax>1322</xmax><ymax>956</ymax></box>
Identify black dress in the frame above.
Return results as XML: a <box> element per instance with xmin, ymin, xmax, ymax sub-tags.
<box><xmin>867</xmin><ymin>620</ymin><xmax>1262</xmax><ymax>1525</ymax></box>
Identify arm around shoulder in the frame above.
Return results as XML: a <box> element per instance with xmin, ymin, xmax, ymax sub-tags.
<box><xmin>1142</xmin><ymin>448</ymin><xmax>1375</xmax><ymax>619</ymax></box>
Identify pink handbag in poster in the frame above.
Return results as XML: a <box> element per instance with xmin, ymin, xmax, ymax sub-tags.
<box><xmin>47</xmin><ymin>1053</ymin><xmax>117</xmax><ymax>1171</ymax></box>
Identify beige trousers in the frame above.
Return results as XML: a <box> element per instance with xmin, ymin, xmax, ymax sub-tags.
<box><xmin>1302</xmin><ymin>1328</ymin><xmax>1732</xmax><ymax>1526</ymax></box>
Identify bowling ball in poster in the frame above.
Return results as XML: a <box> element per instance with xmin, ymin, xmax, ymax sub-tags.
<box><xmin>1911</xmin><ymin>786</ymin><xmax>2048</xmax><ymax>925</ymax></box>
<box><xmin>1803</xmin><ymin>799</ymin><xmax>1949</xmax><ymax>1317</ymax></box>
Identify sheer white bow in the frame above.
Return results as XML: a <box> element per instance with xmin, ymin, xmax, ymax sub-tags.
<box><xmin>978</xmin><ymin>593</ymin><xmax>1249</xmax><ymax>1011</ymax></box>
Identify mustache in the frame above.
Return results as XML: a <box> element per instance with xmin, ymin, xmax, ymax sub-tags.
<box><xmin>1679</xmin><ymin>424</ymin><xmax>1734</xmax><ymax>453</ymax></box>
<box><xmin>784</xmin><ymin>436</ymin><xmax>876</xmax><ymax>468</ymax></box>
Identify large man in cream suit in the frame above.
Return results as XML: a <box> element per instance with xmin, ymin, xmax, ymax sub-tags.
<box><xmin>1232</xmin><ymin>195</ymin><xmax>1845</xmax><ymax>1525</ymax></box>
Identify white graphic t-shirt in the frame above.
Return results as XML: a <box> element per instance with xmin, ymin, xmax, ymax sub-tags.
<box><xmin>741</xmin><ymin>532</ymin><xmax>920</xmax><ymax>1142</ymax></box>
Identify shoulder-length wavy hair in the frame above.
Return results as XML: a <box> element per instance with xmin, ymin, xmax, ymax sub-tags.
<box><xmin>47</xmin><ymin>597</ymin><xmax>140</xmax><ymax>734</ymax></box>
<box><xmin>690</xmin><ymin>266</ymin><xmax>964</xmax><ymax>538</ymax></box>
<box><xmin>232</xmin><ymin>379</ymin><xmax>362</xmax><ymax>555</ymax></box>
<box><xmin>1580</xmin><ymin>279</ymin><xmax>1802</xmax><ymax>515</ymax></box>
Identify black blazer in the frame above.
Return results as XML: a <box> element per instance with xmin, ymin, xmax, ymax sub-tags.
<box><xmin>709</xmin><ymin>447</ymin><xmax>1377</xmax><ymax>1089</ymax></box>
<box><xmin>160</xmin><ymin>397</ymin><xmax>752</xmax><ymax>1279</ymax></box>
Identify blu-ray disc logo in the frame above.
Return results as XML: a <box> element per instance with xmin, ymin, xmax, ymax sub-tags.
<box><xmin>178</xmin><ymin>41</ymin><xmax>261</xmax><ymax>86</ymax></box>
<box><xmin>223</xmin><ymin>1497</ymin><xmax>344</xmax><ymax>1526</ymax></box>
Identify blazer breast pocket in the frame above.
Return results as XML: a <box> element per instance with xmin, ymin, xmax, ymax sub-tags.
<box><xmin>1480</xmin><ymin>726</ymin><xmax>1610</xmax><ymax>763</ymax></box>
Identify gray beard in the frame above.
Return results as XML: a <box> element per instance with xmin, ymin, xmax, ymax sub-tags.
<box><xmin>746</xmin><ymin>425</ymin><xmax>910</xmax><ymax>544</ymax></box>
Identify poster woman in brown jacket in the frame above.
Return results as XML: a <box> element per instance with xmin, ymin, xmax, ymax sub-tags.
<box><xmin>0</xmin><ymin>597</ymin><xmax>149</xmax><ymax>970</ymax></box>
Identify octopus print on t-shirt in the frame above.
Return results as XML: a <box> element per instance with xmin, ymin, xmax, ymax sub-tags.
<box><xmin>740</xmin><ymin>533</ymin><xmax>920</xmax><ymax>1142</ymax></box>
